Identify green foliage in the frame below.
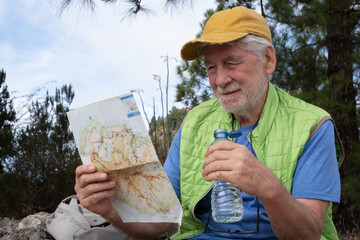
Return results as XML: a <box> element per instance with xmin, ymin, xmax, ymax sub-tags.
<box><xmin>0</xmin><ymin>69</ymin><xmax>16</xmax><ymax>173</ymax></box>
<box><xmin>149</xmin><ymin>106</ymin><xmax>188</xmax><ymax>165</ymax></box>
<box><xmin>335</xmin><ymin>142</ymin><xmax>360</xmax><ymax>231</ymax></box>
<box><xmin>0</xmin><ymin>82</ymin><xmax>81</xmax><ymax>218</ymax></box>
<box><xmin>215</xmin><ymin>0</ymin><xmax>253</xmax><ymax>10</ymax></box>
<box><xmin>54</xmin><ymin>0</ymin><xmax>194</xmax><ymax>19</ymax></box>
<box><xmin>175</xmin><ymin>8</ymin><xmax>215</xmax><ymax>109</ymax></box>
<box><xmin>0</xmin><ymin>172</ymin><xmax>25</xmax><ymax>217</ymax></box>
<box><xmin>167</xmin><ymin>106</ymin><xmax>188</xmax><ymax>138</ymax></box>
<box><xmin>343</xmin><ymin>143</ymin><xmax>360</xmax><ymax>211</ymax></box>
<box><xmin>269</xmin><ymin>1</ymin><xmax>329</xmax><ymax>104</ymax></box>
<box><xmin>176</xmin><ymin>58</ymin><xmax>212</xmax><ymax>108</ymax></box>
<box><xmin>269</xmin><ymin>0</ymin><xmax>359</xmax><ymax>145</ymax></box>
<box><xmin>342</xmin><ymin>175</ymin><xmax>360</xmax><ymax>212</ymax></box>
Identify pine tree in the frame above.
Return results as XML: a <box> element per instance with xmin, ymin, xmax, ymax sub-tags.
<box><xmin>0</xmin><ymin>69</ymin><xmax>19</xmax><ymax>217</ymax></box>
<box><xmin>0</xmin><ymin>69</ymin><xmax>16</xmax><ymax>173</ymax></box>
<box><xmin>53</xmin><ymin>0</ymin><xmax>193</xmax><ymax>19</ymax></box>
<box><xmin>268</xmin><ymin>0</ymin><xmax>359</xmax><ymax>147</ymax></box>
<box><xmin>175</xmin><ymin>9</ymin><xmax>214</xmax><ymax>109</ymax></box>
<box><xmin>8</xmin><ymin>85</ymin><xmax>81</xmax><ymax>217</ymax></box>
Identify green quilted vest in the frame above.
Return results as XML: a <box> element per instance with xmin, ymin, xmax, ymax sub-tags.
<box><xmin>171</xmin><ymin>83</ymin><xmax>338</xmax><ymax>240</ymax></box>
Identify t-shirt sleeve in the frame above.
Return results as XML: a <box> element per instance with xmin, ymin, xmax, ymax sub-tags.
<box><xmin>291</xmin><ymin>120</ymin><xmax>341</xmax><ymax>203</ymax></box>
<box><xmin>163</xmin><ymin>127</ymin><xmax>182</xmax><ymax>199</ymax></box>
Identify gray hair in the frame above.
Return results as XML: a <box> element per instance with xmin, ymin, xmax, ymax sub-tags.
<box><xmin>197</xmin><ymin>34</ymin><xmax>274</xmax><ymax>61</ymax></box>
<box><xmin>230</xmin><ymin>34</ymin><xmax>273</xmax><ymax>60</ymax></box>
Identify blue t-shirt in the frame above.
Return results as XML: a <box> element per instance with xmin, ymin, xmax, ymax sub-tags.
<box><xmin>164</xmin><ymin>120</ymin><xmax>341</xmax><ymax>239</ymax></box>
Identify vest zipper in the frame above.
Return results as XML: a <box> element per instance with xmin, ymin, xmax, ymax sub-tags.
<box><xmin>191</xmin><ymin>185</ymin><xmax>213</xmax><ymax>224</ymax></box>
<box><xmin>175</xmin><ymin>186</ymin><xmax>213</xmax><ymax>239</ymax></box>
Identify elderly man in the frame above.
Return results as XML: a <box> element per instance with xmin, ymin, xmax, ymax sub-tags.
<box><xmin>75</xmin><ymin>6</ymin><xmax>340</xmax><ymax>240</ymax></box>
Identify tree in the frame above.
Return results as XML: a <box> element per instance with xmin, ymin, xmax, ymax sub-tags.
<box><xmin>54</xmin><ymin>0</ymin><xmax>194</xmax><ymax>18</ymax></box>
<box><xmin>269</xmin><ymin>0</ymin><xmax>359</xmax><ymax>146</ymax></box>
<box><xmin>0</xmin><ymin>69</ymin><xmax>18</xmax><ymax>217</ymax></box>
<box><xmin>152</xmin><ymin>75</ymin><xmax>168</xmax><ymax>163</ymax></box>
<box><xmin>175</xmin><ymin>8</ymin><xmax>213</xmax><ymax>109</ymax></box>
<box><xmin>2</xmin><ymin>84</ymin><xmax>81</xmax><ymax>218</ymax></box>
<box><xmin>167</xmin><ymin>106</ymin><xmax>188</xmax><ymax>138</ymax></box>
<box><xmin>0</xmin><ymin>69</ymin><xmax>16</xmax><ymax>173</ymax></box>
<box><xmin>161</xmin><ymin>54</ymin><xmax>177</xmax><ymax>151</ymax></box>
<box><xmin>149</xmin><ymin>106</ymin><xmax>188</xmax><ymax>164</ymax></box>
<box><xmin>175</xmin><ymin>54</ymin><xmax>212</xmax><ymax>109</ymax></box>
<box><xmin>50</xmin><ymin>85</ymin><xmax>82</xmax><ymax>201</ymax></box>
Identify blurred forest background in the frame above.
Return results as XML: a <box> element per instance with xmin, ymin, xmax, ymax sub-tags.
<box><xmin>0</xmin><ymin>0</ymin><xmax>359</xmax><ymax>237</ymax></box>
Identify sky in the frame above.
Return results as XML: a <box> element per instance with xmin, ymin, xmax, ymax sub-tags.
<box><xmin>0</xmin><ymin>0</ymin><xmax>216</xmax><ymax>121</ymax></box>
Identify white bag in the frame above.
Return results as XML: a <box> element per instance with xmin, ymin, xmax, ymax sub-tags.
<box><xmin>46</xmin><ymin>195</ymin><xmax>136</xmax><ymax>240</ymax></box>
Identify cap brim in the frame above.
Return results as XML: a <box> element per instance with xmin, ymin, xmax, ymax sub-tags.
<box><xmin>180</xmin><ymin>32</ymin><xmax>249</xmax><ymax>61</ymax></box>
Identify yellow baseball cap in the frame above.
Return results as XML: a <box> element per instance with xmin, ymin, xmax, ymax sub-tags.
<box><xmin>180</xmin><ymin>6</ymin><xmax>272</xmax><ymax>61</ymax></box>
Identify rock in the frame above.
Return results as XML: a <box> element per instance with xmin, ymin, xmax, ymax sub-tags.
<box><xmin>0</xmin><ymin>212</ymin><xmax>54</xmax><ymax>240</ymax></box>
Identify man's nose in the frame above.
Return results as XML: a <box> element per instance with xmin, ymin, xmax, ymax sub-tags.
<box><xmin>215</xmin><ymin>67</ymin><xmax>232</xmax><ymax>87</ymax></box>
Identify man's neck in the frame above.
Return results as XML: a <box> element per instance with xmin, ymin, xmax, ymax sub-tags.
<box><xmin>233</xmin><ymin>112</ymin><xmax>262</xmax><ymax>126</ymax></box>
<box><xmin>233</xmin><ymin>91</ymin><xmax>268</xmax><ymax>127</ymax></box>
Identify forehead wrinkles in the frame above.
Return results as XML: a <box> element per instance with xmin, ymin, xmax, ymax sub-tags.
<box><xmin>224</xmin><ymin>55</ymin><xmax>246</xmax><ymax>62</ymax></box>
<box><xmin>204</xmin><ymin>45</ymin><xmax>248</xmax><ymax>62</ymax></box>
<box><xmin>204</xmin><ymin>54</ymin><xmax>246</xmax><ymax>65</ymax></box>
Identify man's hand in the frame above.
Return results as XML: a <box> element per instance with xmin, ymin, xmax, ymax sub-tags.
<box><xmin>74</xmin><ymin>164</ymin><xmax>116</xmax><ymax>219</ymax></box>
<box><xmin>202</xmin><ymin>140</ymin><xmax>276</xmax><ymax>198</ymax></box>
<box><xmin>74</xmin><ymin>164</ymin><xmax>179</xmax><ymax>239</ymax></box>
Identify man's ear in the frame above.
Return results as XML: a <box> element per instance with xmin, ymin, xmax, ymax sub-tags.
<box><xmin>264</xmin><ymin>45</ymin><xmax>276</xmax><ymax>75</ymax></box>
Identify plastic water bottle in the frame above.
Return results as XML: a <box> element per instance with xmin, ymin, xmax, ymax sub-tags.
<box><xmin>210</xmin><ymin>129</ymin><xmax>243</xmax><ymax>223</ymax></box>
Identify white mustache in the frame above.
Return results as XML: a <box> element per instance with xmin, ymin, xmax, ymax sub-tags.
<box><xmin>216</xmin><ymin>82</ymin><xmax>242</xmax><ymax>94</ymax></box>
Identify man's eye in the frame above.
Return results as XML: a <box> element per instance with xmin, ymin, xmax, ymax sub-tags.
<box><xmin>226</xmin><ymin>62</ymin><xmax>240</xmax><ymax>69</ymax></box>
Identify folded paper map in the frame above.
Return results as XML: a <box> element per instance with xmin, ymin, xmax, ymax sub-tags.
<box><xmin>67</xmin><ymin>94</ymin><xmax>182</xmax><ymax>224</ymax></box>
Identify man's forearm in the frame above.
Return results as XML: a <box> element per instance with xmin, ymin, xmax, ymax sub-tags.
<box><xmin>261</xmin><ymin>180</ymin><xmax>327</xmax><ymax>240</ymax></box>
<box><xmin>105</xmin><ymin>208</ymin><xmax>178</xmax><ymax>239</ymax></box>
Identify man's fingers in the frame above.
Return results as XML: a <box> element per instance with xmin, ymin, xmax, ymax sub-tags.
<box><xmin>75</xmin><ymin>164</ymin><xmax>96</xmax><ymax>178</ymax></box>
<box><xmin>82</xmin><ymin>180</ymin><xmax>116</xmax><ymax>196</ymax></box>
<box><xmin>76</xmin><ymin>170</ymin><xmax>109</xmax><ymax>190</ymax></box>
<box><xmin>74</xmin><ymin>164</ymin><xmax>116</xmax><ymax>201</ymax></box>
<box><xmin>203</xmin><ymin>155</ymin><xmax>232</xmax><ymax>173</ymax></box>
<box><xmin>80</xmin><ymin>189</ymin><xmax>115</xmax><ymax>210</ymax></box>
<box><xmin>202</xmin><ymin>143</ymin><xmax>251</xmax><ymax>183</ymax></box>
<box><xmin>203</xmin><ymin>150</ymin><xmax>231</xmax><ymax>170</ymax></box>
<box><xmin>76</xmin><ymin>179</ymin><xmax>116</xmax><ymax>209</ymax></box>
<box><xmin>75</xmin><ymin>173</ymin><xmax>115</xmax><ymax>196</ymax></box>
<box><xmin>203</xmin><ymin>170</ymin><xmax>230</xmax><ymax>182</ymax></box>
<box><xmin>205</xmin><ymin>141</ymin><xmax>237</xmax><ymax>157</ymax></box>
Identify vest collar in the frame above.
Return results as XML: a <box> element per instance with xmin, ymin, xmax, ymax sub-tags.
<box><xmin>251</xmin><ymin>82</ymin><xmax>279</xmax><ymax>145</ymax></box>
